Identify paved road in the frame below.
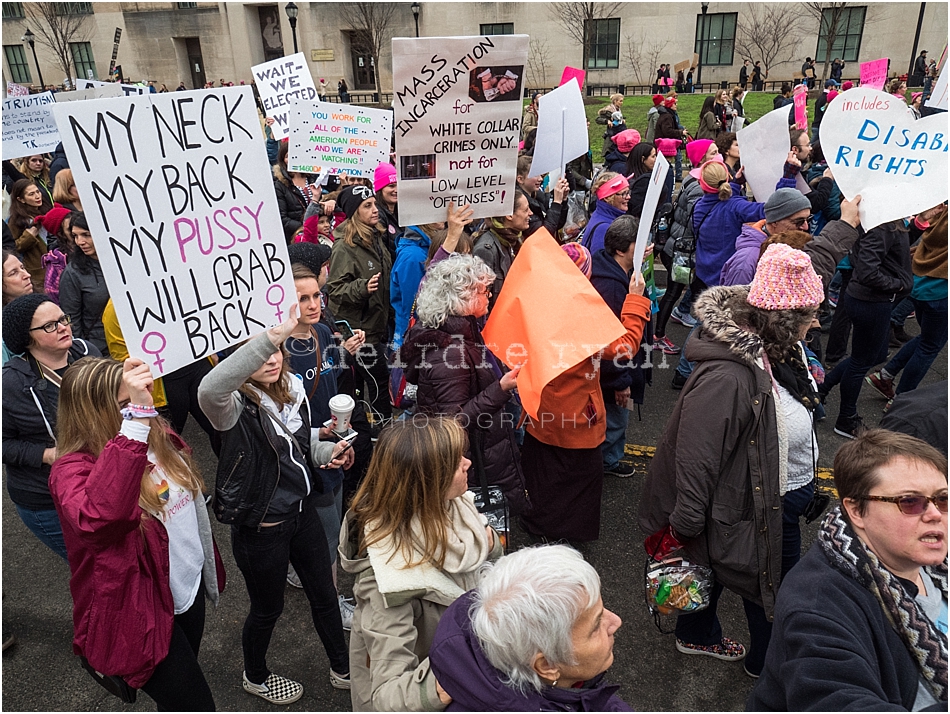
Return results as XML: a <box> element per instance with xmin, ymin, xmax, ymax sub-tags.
<box><xmin>3</xmin><ymin>316</ymin><xmax>945</xmax><ymax>712</ymax></box>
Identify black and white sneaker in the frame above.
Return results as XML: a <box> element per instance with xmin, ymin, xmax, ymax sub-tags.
<box><xmin>833</xmin><ymin>413</ymin><xmax>866</xmax><ymax>439</ymax></box>
<box><xmin>605</xmin><ymin>462</ymin><xmax>635</xmax><ymax>478</ymax></box>
<box><xmin>243</xmin><ymin>672</ymin><xmax>304</xmax><ymax>705</ymax></box>
<box><xmin>329</xmin><ymin>669</ymin><xmax>351</xmax><ymax>690</ymax></box>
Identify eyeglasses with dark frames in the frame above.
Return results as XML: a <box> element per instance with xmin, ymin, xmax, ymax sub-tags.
<box><xmin>859</xmin><ymin>493</ymin><xmax>948</xmax><ymax>515</ymax></box>
<box><xmin>29</xmin><ymin>314</ymin><xmax>71</xmax><ymax>333</ymax></box>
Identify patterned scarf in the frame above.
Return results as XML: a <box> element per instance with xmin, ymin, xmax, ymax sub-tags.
<box><xmin>489</xmin><ymin>219</ymin><xmax>523</xmax><ymax>254</ymax></box>
<box><xmin>818</xmin><ymin>506</ymin><xmax>948</xmax><ymax>700</ymax></box>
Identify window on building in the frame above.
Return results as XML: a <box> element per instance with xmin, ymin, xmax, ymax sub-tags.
<box><xmin>2</xmin><ymin>3</ymin><xmax>25</xmax><ymax>19</ymax></box>
<box><xmin>54</xmin><ymin>2</ymin><xmax>93</xmax><ymax>15</ymax></box>
<box><xmin>3</xmin><ymin>45</ymin><xmax>31</xmax><ymax>84</ymax></box>
<box><xmin>70</xmin><ymin>42</ymin><xmax>97</xmax><ymax>80</ymax></box>
<box><xmin>177</xmin><ymin>2</ymin><xmax>198</xmax><ymax>8</ymax></box>
<box><xmin>816</xmin><ymin>5</ymin><xmax>866</xmax><ymax>63</ymax></box>
<box><xmin>586</xmin><ymin>17</ymin><xmax>620</xmax><ymax>69</ymax></box>
<box><xmin>479</xmin><ymin>23</ymin><xmax>513</xmax><ymax>35</ymax></box>
<box><xmin>694</xmin><ymin>12</ymin><xmax>737</xmax><ymax>66</ymax></box>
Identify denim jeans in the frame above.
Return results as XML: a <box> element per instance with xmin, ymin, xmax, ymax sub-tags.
<box><xmin>602</xmin><ymin>400</ymin><xmax>629</xmax><ymax>469</ymax></box>
<box><xmin>781</xmin><ymin>479</ymin><xmax>815</xmax><ymax>581</ymax></box>
<box><xmin>674</xmin><ymin>149</ymin><xmax>683</xmax><ymax>183</ymax></box>
<box><xmin>230</xmin><ymin>496</ymin><xmax>349</xmax><ymax>682</ymax></box>
<box><xmin>890</xmin><ymin>296</ymin><xmax>916</xmax><ymax>326</ymax></box>
<box><xmin>675</xmin><ymin>324</ymin><xmax>700</xmax><ymax>378</ymax></box>
<box><xmin>885</xmin><ymin>297</ymin><xmax>948</xmax><ymax>395</ymax></box>
<box><xmin>15</xmin><ymin>505</ymin><xmax>67</xmax><ymax>561</ymax></box>
<box><xmin>314</xmin><ymin>484</ymin><xmax>344</xmax><ymax>565</ymax></box>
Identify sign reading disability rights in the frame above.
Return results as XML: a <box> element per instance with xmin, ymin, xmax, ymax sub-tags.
<box><xmin>51</xmin><ymin>86</ymin><xmax>295</xmax><ymax>375</ymax></box>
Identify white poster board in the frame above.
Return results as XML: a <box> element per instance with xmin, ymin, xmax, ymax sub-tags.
<box><xmin>821</xmin><ymin>87</ymin><xmax>948</xmax><ymax>230</ymax></box>
<box><xmin>287</xmin><ymin>101</ymin><xmax>392</xmax><ymax>177</ymax></box>
<box><xmin>392</xmin><ymin>34</ymin><xmax>529</xmax><ymax>225</ymax></box>
<box><xmin>736</xmin><ymin>104</ymin><xmax>808</xmax><ymax>202</ymax></box>
<box><xmin>632</xmin><ymin>154</ymin><xmax>670</xmax><ymax>270</ymax></box>
<box><xmin>2</xmin><ymin>92</ymin><xmax>59</xmax><ymax>160</ymax></box>
<box><xmin>76</xmin><ymin>78</ymin><xmax>148</xmax><ymax>96</ymax></box>
<box><xmin>252</xmin><ymin>52</ymin><xmax>318</xmax><ymax>140</ymax></box>
<box><xmin>51</xmin><ymin>87</ymin><xmax>295</xmax><ymax>375</ymax></box>
<box><xmin>528</xmin><ymin>78</ymin><xmax>588</xmax><ymax>177</ymax></box>
<box><xmin>55</xmin><ymin>84</ymin><xmax>125</xmax><ymax>103</ymax></box>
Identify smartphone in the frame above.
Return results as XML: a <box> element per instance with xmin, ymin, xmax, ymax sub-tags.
<box><xmin>321</xmin><ymin>438</ymin><xmax>354</xmax><ymax>469</ymax></box>
<box><xmin>334</xmin><ymin>319</ymin><xmax>355</xmax><ymax>340</ymax></box>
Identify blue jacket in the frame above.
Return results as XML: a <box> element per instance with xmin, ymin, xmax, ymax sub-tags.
<box><xmin>390</xmin><ymin>226</ymin><xmax>431</xmax><ymax>347</ymax></box>
<box><xmin>604</xmin><ymin>145</ymin><xmax>628</xmax><ymax>174</ymax></box>
<box><xmin>581</xmin><ymin>200</ymin><xmax>626</xmax><ymax>255</ymax></box>
<box><xmin>692</xmin><ymin>190</ymin><xmax>765</xmax><ymax>287</ymax></box>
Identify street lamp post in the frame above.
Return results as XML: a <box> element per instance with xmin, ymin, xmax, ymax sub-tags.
<box><xmin>697</xmin><ymin>1</ymin><xmax>708</xmax><ymax>91</ymax></box>
<box><xmin>285</xmin><ymin>2</ymin><xmax>299</xmax><ymax>55</ymax></box>
<box><xmin>411</xmin><ymin>2</ymin><xmax>420</xmax><ymax>38</ymax></box>
<box><xmin>22</xmin><ymin>28</ymin><xmax>45</xmax><ymax>91</ymax></box>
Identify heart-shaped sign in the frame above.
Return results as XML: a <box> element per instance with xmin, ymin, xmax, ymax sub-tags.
<box><xmin>820</xmin><ymin>87</ymin><xmax>948</xmax><ymax>230</ymax></box>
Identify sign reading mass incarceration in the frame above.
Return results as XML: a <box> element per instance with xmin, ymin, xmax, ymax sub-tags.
<box><xmin>392</xmin><ymin>34</ymin><xmax>529</xmax><ymax>225</ymax></box>
<box><xmin>51</xmin><ymin>87</ymin><xmax>295</xmax><ymax>375</ymax></box>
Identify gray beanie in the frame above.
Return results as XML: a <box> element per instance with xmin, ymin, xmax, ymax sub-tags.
<box><xmin>2</xmin><ymin>294</ymin><xmax>53</xmax><ymax>356</ymax></box>
<box><xmin>764</xmin><ymin>188</ymin><xmax>812</xmax><ymax>224</ymax></box>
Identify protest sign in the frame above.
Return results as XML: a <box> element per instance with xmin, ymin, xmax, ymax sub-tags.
<box><xmin>392</xmin><ymin>34</ymin><xmax>529</xmax><ymax>225</ymax></box>
<box><xmin>820</xmin><ymin>86</ymin><xmax>949</xmax><ymax>230</ymax></box>
<box><xmin>559</xmin><ymin>66</ymin><xmax>586</xmax><ymax>90</ymax></box>
<box><xmin>6</xmin><ymin>82</ymin><xmax>29</xmax><ymax>98</ymax></box>
<box><xmin>925</xmin><ymin>66</ymin><xmax>947</xmax><ymax>110</ymax></box>
<box><xmin>736</xmin><ymin>104</ymin><xmax>808</xmax><ymax>202</ymax></box>
<box><xmin>252</xmin><ymin>52</ymin><xmax>317</xmax><ymax>140</ymax></box>
<box><xmin>2</xmin><ymin>92</ymin><xmax>59</xmax><ymax>159</ymax></box>
<box><xmin>528</xmin><ymin>78</ymin><xmax>587</xmax><ymax>178</ymax></box>
<box><xmin>51</xmin><ymin>87</ymin><xmax>294</xmax><ymax>375</ymax></box>
<box><xmin>481</xmin><ymin>228</ymin><xmax>625</xmax><ymax>421</ymax></box>
<box><xmin>793</xmin><ymin>84</ymin><xmax>808</xmax><ymax>129</ymax></box>
<box><xmin>674</xmin><ymin>59</ymin><xmax>691</xmax><ymax>74</ymax></box>
<box><xmin>859</xmin><ymin>58</ymin><xmax>889</xmax><ymax>91</ymax></box>
<box><xmin>76</xmin><ymin>78</ymin><xmax>147</xmax><ymax>96</ymax></box>
<box><xmin>55</xmin><ymin>84</ymin><xmax>125</xmax><ymax>102</ymax></box>
<box><xmin>632</xmin><ymin>154</ymin><xmax>670</xmax><ymax>271</ymax></box>
<box><xmin>287</xmin><ymin>101</ymin><xmax>392</xmax><ymax>177</ymax></box>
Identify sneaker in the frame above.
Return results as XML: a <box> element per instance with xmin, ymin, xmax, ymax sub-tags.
<box><xmin>329</xmin><ymin>669</ymin><xmax>351</xmax><ymax>690</ymax></box>
<box><xmin>743</xmin><ymin>663</ymin><xmax>761</xmax><ymax>679</ymax></box>
<box><xmin>675</xmin><ymin>637</ymin><xmax>747</xmax><ymax>661</ymax></box>
<box><xmin>287</xmin><ymin>564</ymin><xmax>302</xmax><ymax>589</ymax></box>
<box><xmin>605</xmin><ymin>461</ymin><xmax>635</xmax><ymax>478</ymax></box>
<box><xmin>834</xmin><ymin>413</ymin><xmax>866</xmax><ymax>439</ymax></box>
<box><xmin>339</xmin><ymin>595</ymin><xmax>355</xmax><ymax>632</ymax></box>
<box><xmin>883</xmin><ymin>398</ymin><xmax>894</xmax><ymax>414</ymax></box>
<box><xmin>671</xmin><ymin>371</ymin><xmax>688</xmax><ymax>390</ymax></box>
<box><xmin>243</xmin><ymin>672</ymin><xmax>304</xmax><ymax>705</ymax></box>
<box><xmin>889</xmin><ymin>324</ymin><xmax>911</xmax><ymax>347</ymax></box>
<box><xmin>865</xmin><ymin>371</ymin><xmax>895</xmax><ymax>400</ymax></box>
<box><xmin>671</xmin><ymin>306</ymin><xmax>698</xmax><ymax>328</ymax></box>
<box><xmin>655</xmin><ymin>335</ymin><xmax>681</xmax><ymax>355</ymax></box>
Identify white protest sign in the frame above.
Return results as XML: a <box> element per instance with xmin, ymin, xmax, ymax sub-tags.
<box><xmin>2</xmin><ymin>92</ymin><xmax>59</xmax><ymax>160</ymax></box>
<box><xmin>925</xmin><ymin>67</ymin><xmax>947</xmax><ymax>111</ymax></box>
<box><xmin>632</xmin><ymin>154</ymin><xmax>670</xmax><ymax>270</ymax></box>
<box><xmin>736</xmin><ymin>104</ymin><xmax>808</xmax><ymax>202</ymax></box>
<box><xmin>76</xmin><ymin>78</ymin><xmax>148</xmax><ymax>96</ymax></box>
<box><xmin>6</xmin><ymin>82</ymin><xmax>29</xmax><ymax>97</ymax></box>
<box><xmin>287</xmin><ymin>101</ymin><xmax>392</xmax><ymax>177</ymax></box>
<box><xmin>392</xmin><ymin>34</ymin><xmax>529</xmax><ymax>225</ymax></box>
<box><xmin>252</xmin><ymin>52</ymin><xmax>318</xmax><ymax>140</ymax></box>
<box><xmin>529</xmin><ymin>78</ymin><xmax>587</xmax><ymax>177</ymax></box>
<box><xmin>55</xmin><ymin>84</ymin><xmax>125</xmax><ymax>102</ymax></box>
<box><xmin>51</xmin><ymin>87</ymin><xmax>295</xmax><ymax>375</ymax></box>
<box><xmin>821</xmin><ymin>86</ymin><xmax>949</xmax><ymax>230</ymax></box>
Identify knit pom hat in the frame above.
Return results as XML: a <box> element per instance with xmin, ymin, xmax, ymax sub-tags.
<box><xmin>373</xmin><ymin>162</ymin><xmax>397</xmax><ymax>192</ymax></box>
<box><xmin>685</xmin><ymin>139</ymin><xmax>715</xmax><ymax>168</ymax></box>
<box><xmin>764</xmin><ymin>188</ymin><xmax>812</xmax><ymax>223</ymax></box>
<box><xmin>747</xmin><ymin>244</ymin><xmax>824</xmax><ymax>311</ymax></box>
<box><xmin>652</xmin><ymin>94</ymin><xmax>664</xmax><ymax>106</ymax></box>
<box><xmin>614</xmin><ymin>129</ymin><xmax>642</xmax><ymax>154</ymax></box>
<box><xmin>338</xmin><ymin>184</ymin><xmax>375</xmax><ymax>220</ymax></box>
<box><xmin>34</xmin><ymin>204</ymin><xmax>71</xmax><ymax>237</ymax></box>
<box><xmin>288</xmin><ymin>241</ymin><xmax>331</xmax><ymax>278</ymax></box>
<box><xmin>2</xmin><ymin>294</ymin><xmax>54</xmax><ymax>355</ymax></box>
<box><xmin>561</xmin><ymin>242</ymin><xmax>592</xmax><ymax>278</ymax></box>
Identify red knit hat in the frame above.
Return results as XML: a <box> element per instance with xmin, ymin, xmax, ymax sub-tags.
<box><xmin>33</xmin><ymin>204</ymin><xmax>70</xmax><ymax>237</ymax></box>
<box><xmin>662</xmin><ymin>95</ymin><xmax>677</xmax><ymax>108</ymax></box>
<box><xmin>652</xmin><ymin>94</ymin><xmax>663</xmax><ymax>106</ymax></box>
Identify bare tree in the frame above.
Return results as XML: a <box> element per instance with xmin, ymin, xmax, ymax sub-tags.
<box><xmin>735</xmin><ymin>4</ymin><xmax>806</xmax><ymax>81</ymax></box>
<box><xmin>802</xmin><ymin>1</ymin><xmax>852</xmax><ymax>82</ymax></box>
<box><xmin>549</xmin><ymin>2</ymin><xmax>622</xmax><ymax>71</ymax></box>
<box><xmin>25</xmin><ymin>2</ymin><xmax>91</xmax><ymax>85</ymax></box>
<box><xmin>527</xmin><ymin>38</ymin><xmax>553</xmax><ymax>88</ymax></box>
<box><xmin>338</xmin><ymin>2</ymin><xmax>397</xmax><ymax>93</ymax></box>
<box><xmin>624</xmin><ymin>31</ymin><xmax>668</xmax><ymax>86</ymax></box>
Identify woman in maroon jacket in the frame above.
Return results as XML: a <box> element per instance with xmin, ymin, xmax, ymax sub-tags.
<box><xmin>50</xmin><ymin>356</ymin><xmax>220</xmax><ymax>710</ymax></box>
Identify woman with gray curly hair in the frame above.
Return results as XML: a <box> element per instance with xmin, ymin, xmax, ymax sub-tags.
<box><xmin>428</xmin><ymin>544</ymin><xmax>630</xmax><ymax>710</ymax></box>
<box><xmin>400</xmin><ymin>253</ymin><xmax>526</xmax><ymax>515</ymax></box>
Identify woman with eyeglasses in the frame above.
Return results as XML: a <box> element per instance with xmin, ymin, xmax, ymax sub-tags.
<box><xmin>2</xmin><ymin>294</ymin><xmax>100</xmax><ymax>560</ymax></box>
<box><xmin>58</xmin><ymin>212</ymin><xmax>110</xmax><ymax>354</ymax></box>
<box><xmin>580</xmin><ymin>172</ymin><xmax>631</xmax><ymax>255</ymax></box>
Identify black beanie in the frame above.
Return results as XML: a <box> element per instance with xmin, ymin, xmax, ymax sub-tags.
<box><xmin>287</xmin><ymin>242</ymin><xmax>332</xmax><ymax>278</ymax></box>
<box><xmin>338</xmin><ymin>184</ymin><xmax>375</xmax><ymax>221</ymax></box>
<box><xmin>3</xmin><ymin>294</ymin><xmax>53</xmax><ymax>355</ymax></box>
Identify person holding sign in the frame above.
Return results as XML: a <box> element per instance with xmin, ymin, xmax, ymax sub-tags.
<box><xmin>274</xmin><ymin>141</ymin><xmax>327</xmax><ymax>243</ymax></box>
<box><xmin>625</xmin><ymin>143</ymin><xmax>673</xmax><ymax>222</ymax></box>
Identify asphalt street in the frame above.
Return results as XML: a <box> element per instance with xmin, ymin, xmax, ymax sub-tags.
<box><xmin>2</xmin><ymin>314</ymin><xmax>946</xmax><ymax>712</ymax></box>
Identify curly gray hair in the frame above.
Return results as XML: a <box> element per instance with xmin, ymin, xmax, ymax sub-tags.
<box><xmin>414</xmin><ymin>253</ymin><xmax>495</xmax><ymax>328</ymax></box>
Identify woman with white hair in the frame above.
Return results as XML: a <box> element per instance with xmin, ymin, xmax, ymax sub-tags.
<box><xmin>428</xmin><ymin>544</ymin><xmax>630</xmax><ymax>711</ymax></box>
<box><xmin>400</xmin><ymin>253</ymin><xmax>525</xmax><ymax>514</ymax></box>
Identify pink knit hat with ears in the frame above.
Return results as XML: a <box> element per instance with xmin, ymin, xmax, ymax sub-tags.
<box><xmin>747</xmin><ymin>244</ymin><xmax>824</xmax><ymax>311</ymax></box>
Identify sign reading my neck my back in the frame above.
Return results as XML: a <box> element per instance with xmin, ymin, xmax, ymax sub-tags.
<box><xmin>51</xmin><ymin>87</ymin><xmax>295</xmax><ymax>375</ymax></box>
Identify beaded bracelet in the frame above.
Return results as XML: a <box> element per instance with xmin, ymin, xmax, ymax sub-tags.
<box><xmin>121</xmin><ymin>404</ymin><xmax>159</xmax><ymax>420</ymax></box>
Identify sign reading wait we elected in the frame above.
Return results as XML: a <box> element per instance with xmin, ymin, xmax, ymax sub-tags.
<box><xmin>287</xmin><ymin>101</ymin><xmax>392</xmax><ymax>177</ymax></box>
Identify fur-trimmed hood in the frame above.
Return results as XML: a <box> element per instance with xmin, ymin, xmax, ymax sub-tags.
<box><xmin>272</xmin><ymin>162</ymin><xmax>293</xmax><ymax>187</ymax></box>
<box><xmin>688</xmin><ymin>285</ymin><xmax>764</xmax><ymax>367</ymax></box>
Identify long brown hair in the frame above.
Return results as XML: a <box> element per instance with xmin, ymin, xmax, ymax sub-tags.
<box><xmin>51</xmin><ymin>168</ymin><xmax>81</xmax><ymax>209</ymax></box>
<box><xmin>350</xmin><ymin>416</ymin><xmax>467</xmax><ymax>569</ymax></box>
<box><xmin>238</xmin><ymin>341</ymin><xmax>294</xmax><ymax>408</ymax></box>
<box><xmin>342</xmin><ymin>210</ymin><xmax>386</xmax><ymax>249</ymax></box>
<box><xmin>57</xmin><ymin>358</ymin><xmax>205</xmax><ymax>517</ymax></box>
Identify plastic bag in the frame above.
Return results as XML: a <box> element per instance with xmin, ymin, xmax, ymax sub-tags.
<box><xmin>562</xmin><ymin>191</ymin><xmax>589</xmax><ymax>242</ymax></box>
<box><xmin>645</xmin><ymin>555</ymin><xmax>714</xmax><ymax>618</ymax></box>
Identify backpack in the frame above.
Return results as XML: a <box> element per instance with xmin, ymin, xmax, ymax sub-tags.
<box><xmin>42</xmin><ymin>248</ymin><xmax>68</xmax><ymax>303</ymax></box>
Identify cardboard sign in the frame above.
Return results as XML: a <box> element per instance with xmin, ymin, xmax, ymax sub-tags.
<box><xmin>559</xmin><ymin>66</ymin><xmax>586</xmax><ymax>90</ymax></box>
<box><xmin>287</xmin><ymin>101</ymin><xmax>392</xmax><ymax>177</ymax></box>
<box><xmin>632</xmin><ymin>154</ymin><xmax>670</xmax><ymax>271</ymax></box>
<box><xmin>55</xmin><ymin>84</ymin><xmax>125</xmax><ymax>103</ymax></box>
<box><xmin>736</xmin><ymin>104</ymin><xmax>808</xmax><ymax>203</ymax></box>
<box><xmin>2</xmin><ymin>92</ymin><xmax>59</xmax><ymax>160</ymax></box>
<box><xmin>50</xmin><ymin>87</ymin><xmax>295</xmax><ymax>375</ymax></box>
<box><xmin>674</xmin><ymin>59</ymin><xmax>691</xmax><ymax>74</ymax></box>
<box><xmin>6</xmin><ymin>82</ymin><xmax>29</xmax><ymax>98</ymax></box>
<box><xmin>392</xmin><ymin>34</ymin><xmax>529</xmax><ymax>225</ymax></box>
<box><xmin>252</xmin><ymin>52</ymin><xmax>318</xmax><ymax>140</ymax></box>
<box><xmin>859</xmin><ymin>58</ymin><xmax>890</xmax><ymax>91</ymax></box>
<box><xmin>528</xmin><ymin>78</ymin><xmax>587</xmax><ymax>177</ymax></box>
<box><xmin>821</xmin><ymin>86</ymin><xmax>949</xmax><ymax>230</ymax></box>
<box><xmin>76</xmin><ymin>78</ymin><xmax>148</xmax><ymax>96</ymax></box>
<box><xmin>793</xmin><ymin>84</ymin><xmax>808</xmax><ymax>129</ymax></box>
<box><xmin>925</xmin><ymin>67</ymin><xmax>948</xmax><ymax>111</ymax></box>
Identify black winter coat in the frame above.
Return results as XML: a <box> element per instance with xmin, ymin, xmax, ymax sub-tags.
<box><xmin>846</xmin><ymin>221</ymin><xmax>913</xmax><ymax>303</ymax></box>
<box><xmin>273</xmin><ymin>164</ymin><xmax>314</xmax><ymax>241</ymax></box>
<box><xmin>374</xmin><ymin>195</ymin><xmax>401</xmax><ymax>263</ymax></box>
<box><xmin>49</xmin><ymin>143</ymin><xmax>69</xmax><ymax>186</ymax></box>
<box><xmin>520</xmin><ymin>186</ymin><xmax>567</xmax><ymax>239</ymax></box>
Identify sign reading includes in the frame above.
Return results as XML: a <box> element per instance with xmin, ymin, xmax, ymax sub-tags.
<box><xmin>392</xmin><ymin>34</ymin><xmax>529</xmax><ymax>225</ymax></box>
<box><xmin>287</xmin><ymin>101</ymin><xmax>392</xmax><ymax>177</ymax></box>
<box><xmin>51</xmin><ymin>87</ymin><xmax>295</xmax><ymax>374</ymax></box>
<box><xmin>859</xmin><ymin>58</ymin><xmax>890</xmax><ymax>91</ymax></box>
<box><xmin>252</xmin><ymin>52</ymin><xmax>317</xmax><ymax>140</ymax></box>
<box><xmin>76</xmin><ymin>78</ymin><xmax>148</xmax><ymax>96</ymax></box>
<box><xmin>2</xmin><ymin>92</ymin><xmax>59</xmax><ymax>159</ymax></box>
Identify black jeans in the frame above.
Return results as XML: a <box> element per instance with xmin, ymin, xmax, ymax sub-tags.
<box><xmin>825</xmin><ymin>269</ymin><xmax>853</xmax><ymax>361</ymax></box>
<box><xmin>230</xmin><ymin>497</ymin><xmax>349</xmax><ymax>683</ymax></box>
<box><xmin>656</xmin><ymin>250</ymin><xmax>686</xmax><ymax>339</ymax></box>
<box><xmin>162</xmin><ymin>359</ymin><xmax>221</xmax><ymax>456</ymax></box>
<box><xmin>140</xmin><ymin>593</ymin><xmax>215</xmax><ymax>711</ymax></box>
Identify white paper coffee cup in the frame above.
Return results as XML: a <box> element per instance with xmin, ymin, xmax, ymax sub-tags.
<box><xmin>328</xmin><ymin>394</ymin><xmax>355</xmax><ymax>433</ymax></box>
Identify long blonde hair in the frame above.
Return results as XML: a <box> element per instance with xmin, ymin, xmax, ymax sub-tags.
<box><xmin>52</xmin><ymin>168</ymin><xmax>81</xmax><ymax>209</ymax></box>
<box><xmin>57</xmin><ymin>358</ymin><xmax>205</xmax><ymax>516</ymax></box>
<box><xmin>350</xmin><ymin>417</ymin><xmax>467</xmax><ymax>569</ymax></box>
<box><xmin>342</xmin><ymin>213</ymin><xmax>385</xmax><ymax>249</ymax></box>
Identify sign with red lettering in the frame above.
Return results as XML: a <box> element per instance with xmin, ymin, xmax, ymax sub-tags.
<box><xmin>859</xmin><ymin>58</ymin><xmax>890</xmax><ymax>91</ymax></box>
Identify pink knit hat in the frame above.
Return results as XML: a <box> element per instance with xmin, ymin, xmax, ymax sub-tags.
<box><xmin>614</xmin><ymin>129</ymin><xmax>642</xmax><ymax>154</ymax></box>
<box><xmin>561</xmin><ymin>242</ymin><xmax>592</xmax><ymax>278</ymax></box>
<box><xmin>373</xmin><ymin>162</ymin><xmax>397</xmax><ymax>192</ymax></box>
<box><xmin>747</xmin><ymin>244</ymin><xmax>824</xmax><ymax>311</ymax></box>
<box><xmin>685</xmin><ymin>139</ymin><xmax>715</xmax><ymax>168</ymax></box>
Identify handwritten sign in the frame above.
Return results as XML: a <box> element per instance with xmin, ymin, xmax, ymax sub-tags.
<box><xmin>287</xmin><ymin>101</ymin><xmax>392</xmax><ymax>177</ymax></box>
<box><xmin>252</xmin><ymin>52</ymin><xmax>317</xmax><ymax>140</ymax></box>
<box><xmin>737</xmin><ymin>104</ymin><xmax>808</xmax><ymax>202</ymax></box>
<box><xmin>793</xmin><ymin>84</ymin><xmax>808</xmax><ymax>129</ymax></box>
<box><xmin>2</xmin><ymin>92</ymin><xmax>59</xmax><ymax>159</ymax></box>
<box><xmin>6</xmin><ymin>82</ymin><xmax>29</xmax><ymax>98</ymax></box>
<box><xmin>76</xmin><ymin>78</ymin><xmax>148</xmax><ymax>96</ymax></box>
<box><xmin>633</xmin><ymin>154</ymin><xmax>670</xmax><ymax>270</ymax></box>
<box><xmin>559</xmin><ymin>66</ymin><xmax>586</xmax><ymax>90</ymax></box>
<box><xmin>55</xmin><ymin>84</ymin><xmax>124</xmax><ymax>103</ymax></box>
<box><xmin>821</xmin><ymin>86</ymin><xmax>949</xmax><ymax>230</ymax></box>
<box><xmin>859</xmin><ymin>58</ymin><xmax>890</xmax><ymax>91</ymax></box>
<box><xmin>51</xmin><ymin>87</ymin><xmax>294</xmax><ymax>374</ymax></box>
<box><xmin>528</xmin><ymin>78</ymin><xmax>587</xmax><ymax>177</ymax></box>
<box><xmin>392</xmin><ymin>34</ymin><xmax>529</xmax><ymax>225</ymax></box>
